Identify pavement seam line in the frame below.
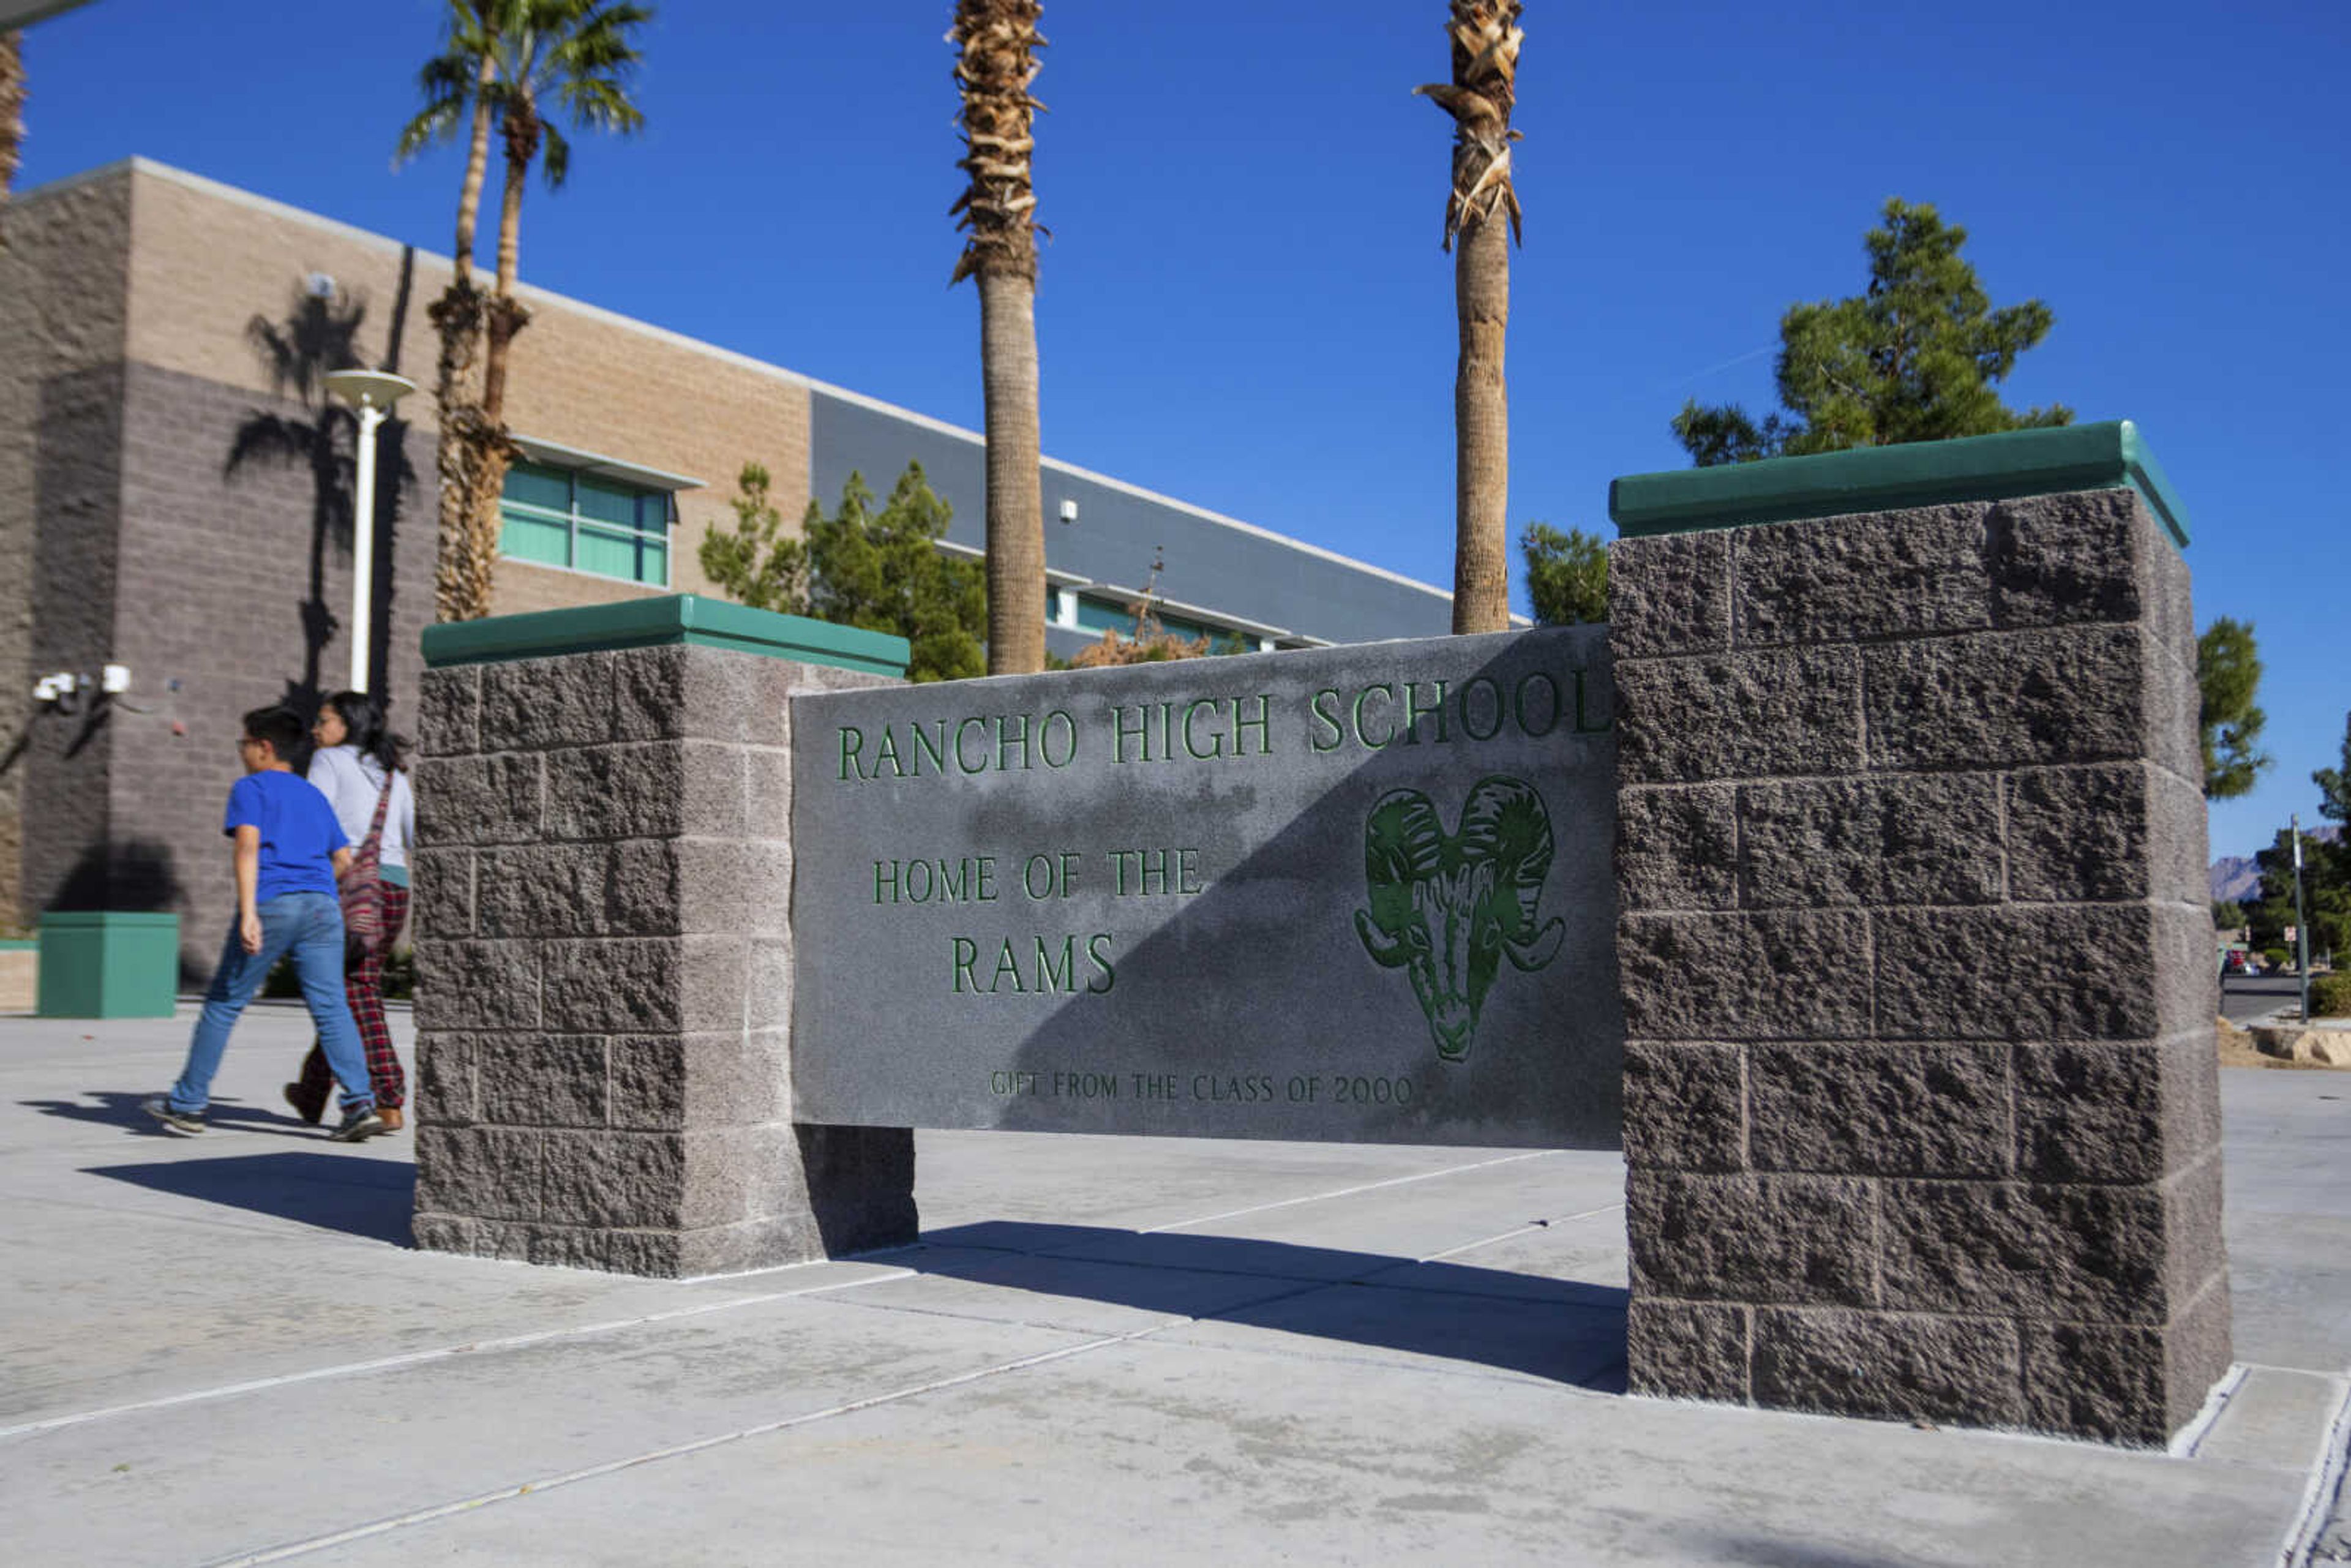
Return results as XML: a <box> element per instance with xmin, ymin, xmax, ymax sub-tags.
<box><xmin>2279</xmin><ymin>1373</ymin><xmax>2351</xmax><ymax>1568</ymax></box>
<box><xmin>1136</xmin><ymin>1149</ymin><xmax>1560</xmax><ymax>1234</ymax></box>
<box><xmin>2170</xmin><ymin>1362</ymin><xmax>2250</xmax><ymax>1459</ymax></box>
<box><xmin>197</xmin><ymin>1327</ymin><xmax>1157</xmax><ymax>1567</ymax></box>
<box><xmin>4</xmin><ymin>1155</ymin><xmax>1587</xmax><ymax>1441</ymax></box>
<box><xmin>0</xmin><ymin>1267</ymin><xmax>919</xmax><ymax>1443</ymax></box>
<box><xmin>1408</xmin><ymin>1201</ymin><xmax>1628</xmax><ymax>1264</ymax></box>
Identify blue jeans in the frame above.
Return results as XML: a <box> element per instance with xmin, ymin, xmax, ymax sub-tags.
<box><xmin>168</xmin><ymin>891</ymin><xmax>374</xmax><ymax>1116</ymax></box>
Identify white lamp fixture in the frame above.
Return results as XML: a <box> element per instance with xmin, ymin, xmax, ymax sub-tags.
<box><xmin>321</xmin><ymin>369</ymin><xmax>418</xmax><ymax>694</ymax></box>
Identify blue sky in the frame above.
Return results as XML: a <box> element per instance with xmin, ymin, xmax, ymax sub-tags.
<box><xmin>14</xmin><ymin>0</ymin><xmax>2347</xmax><ymax>857</ymax></box>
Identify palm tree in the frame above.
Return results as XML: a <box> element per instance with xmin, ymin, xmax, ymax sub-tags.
<box><xmin>397</xmin><ymin>1</ymin><xmax>504</xmax><ymax>622</ymax></box>
<box><xmin>1</xmin><ymin>31</ymin><xmax>24</xmax><ymax>246</ymax></box>
<box><xmin>468</xmin><ymin>0</ymin><xmax>650</xmax><ymax>588</ymax></box>
<box><xmin>399</xmin><ymin>0</ymin><xmax>648</xmax><ymax>621</ymax></box>
<box><xmin>950</xmin><ymin>0</ymin><xmax>1048</xmax><ymax>675</ymax></box>
<box><xmin>1416</xmin><ymin>1</ymin><xmax>1523</xmax><ymax>635</ymax></box>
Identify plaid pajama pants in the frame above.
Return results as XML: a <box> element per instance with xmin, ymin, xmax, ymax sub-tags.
<box><xmin>298</xmin><ymin>882</ymin><xmax>409</xmax><ymax>1111</ymax></box>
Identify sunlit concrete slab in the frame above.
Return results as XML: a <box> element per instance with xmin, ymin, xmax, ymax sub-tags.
<box><xmin>1</xmin><ymin>1007</ymin><xmax>2345</xmax><ymax>1567</ymax></box>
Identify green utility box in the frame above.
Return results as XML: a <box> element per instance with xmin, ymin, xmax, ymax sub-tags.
<box><xmin>37</xmin><ymin>912</ymin><xmax>181</xmax><ymax>1018</ymax></box>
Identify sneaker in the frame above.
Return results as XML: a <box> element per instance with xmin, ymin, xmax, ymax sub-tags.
<box><xmin>282</xmin><ymin>1081</ymin><xmax>326</xmax><ymax>1125</ymax></box>
<box><xmin>328</xmin><ymin>1107</ymin><xmax>386</xmax><ymax>1143</ymax></box>
<box><xmin>143</xmin><ymin>1096</ymin><xmax>205</xmax><ymax>1135</ymax></box>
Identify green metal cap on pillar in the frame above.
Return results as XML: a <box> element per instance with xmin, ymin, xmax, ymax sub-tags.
<box><xmin>421</xmin><ymin>593</ymin><xmax>911</xmax><ymax>677</ymax></box>
<box><xmin>1607</xmin><ymin>421</ymin><xmax>2191</xmax><ymax>552</ymax></box>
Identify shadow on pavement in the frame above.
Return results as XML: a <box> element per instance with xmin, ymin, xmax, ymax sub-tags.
<box><xmin>81</xmin><ymin>1150</ymin><xmax>415</xmax><ymax>1247</ymax></box>
<box><xmin>899</xmin><ymin>1220</ymin><xmax>1628</xmax><ymax>1389</ymax></box>
<box><xmin>19</xmin><ymin>1089</ymin><xmax>324</xmax><ymax>1139</ymax></box>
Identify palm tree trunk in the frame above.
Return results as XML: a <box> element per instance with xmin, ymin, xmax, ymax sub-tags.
<box><xmin>481</xmin><ymin>119</ymin><xmax>531</xmax><ymax>424</ymax></box>
<box><xmin>1452</xmin><ymin>215</ymin><xmax>1509</xmax><ymax>633</ymax></box>
<box><xmin>0</xmin><ymin>31</ymin><xmax>24</xmax><ymax>249</ymax></box>
<box><xmin>449</xmin><ymin>121</ymin><xmax>535</xmax><ymax>621</ymax></box>
<box><xmin>1417</xmin><ymin>0</ymin><xmax>1523</xmax><ymax>636</ymax></box>
<box><xmin>951</xmin><ymin>0</ymin><xmax>1048</xmax><ymax>675</ymax></box>
<box><xmin>453</xmin><ymin>55</ymin><xmax>494</xmax><ymax>290</ymax></box>
<box><xmin>979</xmin><ymin>269</ymin><xmax>1044</xmax><ymax>673</ymax></box>
<box><xmin>429</xmin><ymin>56</ymin><xmax>500</xmax><ymax>623</ymax></box>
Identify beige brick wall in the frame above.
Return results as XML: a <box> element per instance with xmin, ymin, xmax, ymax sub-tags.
<box><xmin>119</xmin><ymin>161</ymin><xmax>814</xmax><ymax>606</ymax></box>
<box><xmin>0</xmin><ymin>169</ymin><xmax>134</xmax><ymax>932</ymax></box>
<box><xmin>492</xmin><ymin>559</ymin><xmax>666</xmax><ymax>618</ymax></box>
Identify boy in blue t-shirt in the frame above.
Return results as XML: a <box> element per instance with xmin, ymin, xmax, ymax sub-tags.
<box><xmin>146</xmin><ymin>706</ymin><xmax>384</xmax><ymax>1141</ymax></box>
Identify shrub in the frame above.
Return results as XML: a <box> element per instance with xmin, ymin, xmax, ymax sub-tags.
<box><xmin>2263</xmin><ymin>947</ymin><xmax>2292</xmax><ymax>970</ymax></box>
<box><xmin>2311</xmin><ymin>972</ymin><xmax>2351</xmax><ymax>1018</ymax></box>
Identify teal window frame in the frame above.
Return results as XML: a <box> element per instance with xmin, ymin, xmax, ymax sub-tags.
<box><xmin>498</xmin><ymin>460</ymin><xmax>677</xmax><ymax>588</ymax></box>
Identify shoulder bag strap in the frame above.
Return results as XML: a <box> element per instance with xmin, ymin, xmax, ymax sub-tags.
<box><xmin>359</xmin><ymin>768</ymin><xmax>394</xmax><ymax>855</ymax></box>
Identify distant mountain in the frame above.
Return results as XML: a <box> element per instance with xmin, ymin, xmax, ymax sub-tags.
<box><xmin>2211</xmin><ymin>857</ymin><xmax>2261</xmax><ymax>903</ymax></box>
<box><xmin>2212</xmin><ymin>826</ymin><xmax>2342</xmax><ymax>904</ymax></box>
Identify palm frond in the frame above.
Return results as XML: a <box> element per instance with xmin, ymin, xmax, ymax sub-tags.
<box><xmin>540</xmin><ymin>122</ymin><xmax>570</xmax><ymax>187</ymax></box>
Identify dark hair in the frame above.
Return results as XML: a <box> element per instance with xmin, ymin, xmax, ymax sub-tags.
<box><xmin>241</xmin><ymin>705</ymin><xmax>307</xmax><ymax>759</ymax></box>
<box><xmin>320</xmin><ymin>689</ymin><xmax>402</xmax><ymax>773</ymax></box>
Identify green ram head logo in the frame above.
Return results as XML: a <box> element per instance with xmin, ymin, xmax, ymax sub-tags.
<box><xmin>1354</xmin><ymin>775</ymin><xmax>1566</xmax><ymax>1062</ymax></box>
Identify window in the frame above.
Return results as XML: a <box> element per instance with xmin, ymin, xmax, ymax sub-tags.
<box><xmin>1069</xmin><ymin>593</ymin><xmax>1248</xmax><ymax>650</ymax></box>
<box><xmin>499</xmin><ymin>459</ymin><xmax>675</xmax><ymax>587</ymax></box>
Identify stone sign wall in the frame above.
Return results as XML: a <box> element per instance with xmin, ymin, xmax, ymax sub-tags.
<box><xmin>408</xmin><ymin>422</ymin><xmax>2232</xmax><ymax>1449</ymax></box>
<box><xmin>790</xmin><ymin>628</ymin><xmax>1623</xmax><ymax>1146</ymax></box>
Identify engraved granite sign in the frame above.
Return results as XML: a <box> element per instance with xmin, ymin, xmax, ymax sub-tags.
<box><xmin>790</xmin><ymin>627</ymin><xmax>1623</xmax><ymax>1146</ymax></box>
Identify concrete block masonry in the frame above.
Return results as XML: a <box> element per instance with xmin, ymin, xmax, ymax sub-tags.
<box><xmin>410</xmin><ymin>602</ymin><xmax>917</xmax><ymax>1277</ymax></box>
<box><xmin>1608</xmin><ymin>465</ymin><xmax>2228</xmax><ymax>1447</ymax></box>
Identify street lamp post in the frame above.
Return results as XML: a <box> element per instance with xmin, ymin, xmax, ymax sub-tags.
<box><xmin>2292</xmin><ymin>812</ymin><xmax>2311</xmax><ymax>1022</ymax></box>
<box><xmin>321</xmin><ymin>369</ymin><xmax>417</xmax><ymax>694</ymax></box>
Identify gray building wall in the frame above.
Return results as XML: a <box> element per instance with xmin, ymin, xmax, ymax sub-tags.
<box><xmin>2</xmin><ymin>167</ymin><xmax>434</xmax><ymax>971</ymax></box>
<box><xmin>100</xmin><ymin>360</ymin><xmax>433</xmax><ymax>973</ymax></box>
<box><xmin>809</xmin><ymin>390</ymin><xmax>1465</xmax><ymax>662</ymax></box>
<box><xmin>0</xmin><ymin>167</ymin><xmax>133</xmax><ymax>939</ymax></box>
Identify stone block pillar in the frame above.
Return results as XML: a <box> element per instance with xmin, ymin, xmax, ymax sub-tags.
<box><xmin>1607</xmin><ymin>423</ymin><xmax>2229</xmax><ymax>1445</ymax></box>
<box><xmin>407</xmin><ymin>596</ymin><xmax>918</xmax><ymax>1277</ymax></box>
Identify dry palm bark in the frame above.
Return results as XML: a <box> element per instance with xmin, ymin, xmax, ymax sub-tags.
<box><xmin>1417</xmin><ymin>1</ymin><xmax>1523</xmax><ymax>636</ymax></box>
<box><xmin>429</xmin><ymin>49</ymin><xmax>501</xmax><ymax>623</ymax></box>
<box><xmin>951</xmin><ymin>0</ymin><xmax>1048</xmax><ymax>675</ymax></box>
<box><xmin>1</xmin><ymin>32</ymin><xmax>23</xmax><ymax>249</ymax></box>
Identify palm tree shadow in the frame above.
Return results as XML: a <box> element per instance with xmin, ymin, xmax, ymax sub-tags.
<box><xmin>883</xmin><ymin>1220</ymin><xmax>1629</xmax><ymax>1389</ymax></box>
<box><xmin>226</xmin><ymin>282</ymin><xmax>417</xmax><ymax>715</ymax></box>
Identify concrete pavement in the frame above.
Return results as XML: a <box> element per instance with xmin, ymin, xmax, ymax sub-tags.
<box><xmin>2</xmin><ymin>1005</ymin><xmax>2347</xmax><ymax>1566</ymax></box>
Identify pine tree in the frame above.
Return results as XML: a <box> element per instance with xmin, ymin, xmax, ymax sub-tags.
<box><xmin>2196</xmin><ymin>617</ymin><xmax>2272</xmax><ymax>800</ymax></box>
<box><xmin>1520</xmin><ymin>523</ymin><xmax>1607</xmax><ymax>626</ymax></box>
<box><xmin>699</xmin><ymin>462</ymin><xmax>985</xmax><ymax>685</ymax></box>
<box><xmin>1674</xmin><ymin>199</ymin><xmax>2070</xmax><ymax>466</ymax></box>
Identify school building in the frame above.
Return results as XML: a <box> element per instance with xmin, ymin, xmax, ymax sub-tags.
<box><xmin>0</xmin><ymin>158</ymin><xmax>1493</xmax><ymax>975</ymax></box>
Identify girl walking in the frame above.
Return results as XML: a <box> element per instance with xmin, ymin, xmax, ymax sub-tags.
<box><xmin>286</xmin><ymin>690</ymin><xmax>416</xmax><ymax>1131</ymax></box>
